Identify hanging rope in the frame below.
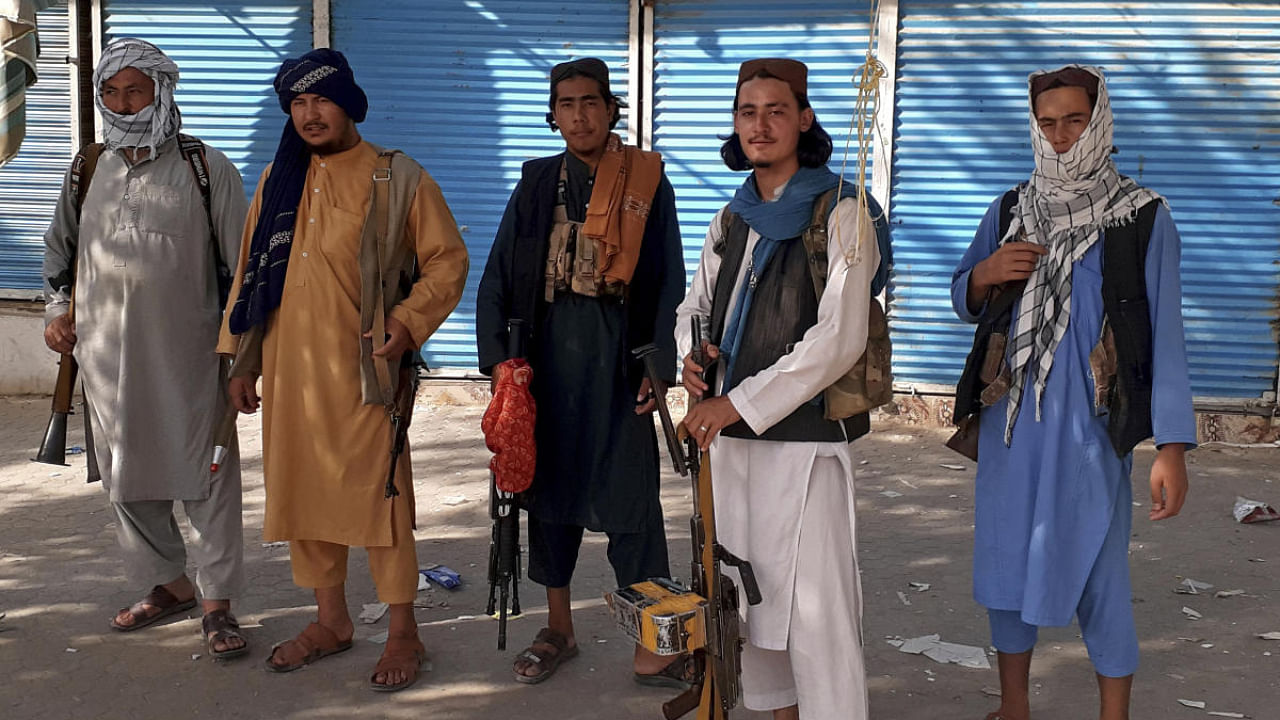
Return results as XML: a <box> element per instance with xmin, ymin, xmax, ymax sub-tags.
<box><xmin>833</xmin><ymin>0</ymin><xmax>888</xmax><ymax>266</ymax></box>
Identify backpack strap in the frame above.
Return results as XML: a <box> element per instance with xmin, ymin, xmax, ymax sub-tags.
<box><xmin>800</xmin><ymin>187</ymin><xmax>841</xmax><ymax>301</ymax></box>
<box><xmin>366</xmin><ymin>150</ymin><xmax>398</xmax><ymax>409</ymax></box>
<box><xmin>176</xmin><ymin>133</ymin><xmax>232</xmax><ymax>304</ymax></box>
<box><xmin>177</xmin><ymin>134</ymin><xmax>213</xmax><ymax>233</ymax></box>
<box><xmin>69</xmin><ymin>142</ymin><xmax>104</xmax><ymax>222</ymax></box>
<box><xmin>996</xmin><ymin>187</ymin><xmax>1019</xmax><ymax>241</ymax></box>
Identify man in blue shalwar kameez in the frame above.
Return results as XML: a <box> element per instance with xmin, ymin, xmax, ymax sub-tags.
<box><xmin>950</xmin><ymin>65</ymin><xmax>1196</xmax><ymax>720</ymax></box>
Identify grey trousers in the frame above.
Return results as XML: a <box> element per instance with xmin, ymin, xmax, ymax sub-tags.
<box><xmin>110</xmin><ymin>456</ymin><xmax>244</xmax><ymax>601</ymax></box>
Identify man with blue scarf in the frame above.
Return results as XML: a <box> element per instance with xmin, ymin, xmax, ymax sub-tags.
<box><xmin>217</xmin><ymin>48</ymin><xmax>468</xmax><ymax>692</ymax></box>
<box><xmin>677</xmin><ymin>58</ymin><xmax>891</xmax><ymax>720</ymax></box>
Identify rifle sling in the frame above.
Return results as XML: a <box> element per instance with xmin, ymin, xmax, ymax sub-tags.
<box><xmin>364</xmin><ymin>152</ymin><xmax>397</xmax><ymax>411</ymax></box>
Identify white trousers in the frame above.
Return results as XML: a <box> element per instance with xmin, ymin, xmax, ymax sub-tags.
<box><xmin>739</xmin><ymin>454</ymin><xmax>867</xmax><ymax>720</ymax></box>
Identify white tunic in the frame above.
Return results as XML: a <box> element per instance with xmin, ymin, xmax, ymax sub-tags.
<box><xmin>43</xmin><ymin>138</ymin><xmax>247</xmax><ymax>502</ymax></box>
<box><xmin>675</xmin><ymin>194</ymin><xmax>877</xmax><ymax>650</ymax></box>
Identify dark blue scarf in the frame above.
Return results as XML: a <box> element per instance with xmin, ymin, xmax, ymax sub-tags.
<box><xmin>226</xmin><ymin>123</ymin><xmax>306</xmax><ymax>334</ymax></box>
<box><xmin>719</xmin><ymin>166</ymin><xmax>892</xmax><ymax>389</ymax></box>
<box><xmin>227</xmin><ymin>49</ymin><xmax>368</xmax><ymax>334</ymax></box>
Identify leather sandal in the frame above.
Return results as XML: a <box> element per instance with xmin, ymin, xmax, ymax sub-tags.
<box><xmin>512</xmin><ymin>627</ymin><xmax>578</xmax><ymax>685</ymax></box>
<box><xmin>202</xmin><ymin>609</ymin><xmax>249</xmax><ymax>661</ymax></box>
<box><xmin>110</xmin><ymin>585</ymin><xmax>197</xmax><ymax>632</ymax></box>
<box><xmin>369</xmin><ymin>635</ymin><xmax>427</xmax><ymax>692</ymax></box>
<box><xmin>265</xmin><ymin>622</ymin><xmax>353</xmax><ymax>673</ymax></box>
<box><xmin>634</xmin><ymin>653</ymin><xmax>695</xmax><ymax>690</ymax></box>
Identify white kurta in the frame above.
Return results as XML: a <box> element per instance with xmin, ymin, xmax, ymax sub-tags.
<box><xmin>674</xmin><ymin>193</ymin><xmax>878</xmax><ymax>651</ymax></box>
<box><xmin>43</xmin><ymin>138</ymin><xmax>248</xmax><ymax>501</ymax></box>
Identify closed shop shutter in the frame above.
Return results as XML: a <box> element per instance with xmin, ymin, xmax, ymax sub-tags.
<box><xmin>103</xmin><ymin>2</ymin><xmax>315</xmax><ymax>193</ymax></box>
<box><xmin>332</xmin><ymin>0</ymin><xmax>632</xmax><ymax>369</ymax></box>
<box><xmin>892</xmin><ymin>1</ymin><xmax>1280</xmax><ymax>399</ymax></box>
<box><xmin>0</xmin><ymin>2</ymin><xmax>71</xmax><ymax>297</ymax></box>
<box><xmin>651</xmin><ymin>1</ymin><xmax>880</xmax><ymax>285</ymax></box>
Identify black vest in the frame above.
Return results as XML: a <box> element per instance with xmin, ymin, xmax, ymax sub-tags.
<box><xmin>496</xmin><ymin>154</ymin><xmax>670</xmax><ymax>391</ymax></box>
<box><xmin>709</xmin><ymin>211</ymin><xmax>869</xmax><ymax>443</ymax></box>
<box><xmin>954</xmin><ymin>189</ymin><xmax>1159</xmax><ymax>457</ymax></box>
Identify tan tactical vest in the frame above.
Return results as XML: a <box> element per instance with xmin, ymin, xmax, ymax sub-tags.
<box><xmin>543</xmin><ymin>158</ymin><xmax>625</xmax><ymax>301</ymax></box>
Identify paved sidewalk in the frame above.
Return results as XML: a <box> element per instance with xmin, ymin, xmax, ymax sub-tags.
<box><xmin>0</xmin><ymin>393</ymin><xmax>1276</xmax><ymax>720</ymax></box>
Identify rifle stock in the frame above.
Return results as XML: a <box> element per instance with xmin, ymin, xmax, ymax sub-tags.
<box><xmin>34</xmin><ymin>353</ymin><xmax>78</xmax><ymax>467</ymax></box>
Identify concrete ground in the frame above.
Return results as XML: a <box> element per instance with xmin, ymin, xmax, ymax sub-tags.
<box><xmin>0</xmin><ymin>392</ymin><xmax>1276</xmax><ymax>720</ymax></box>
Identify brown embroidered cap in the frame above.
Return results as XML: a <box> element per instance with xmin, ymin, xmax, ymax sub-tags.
<box><xmin>736</xmin><ymin>58</ymin><xmax>808</xmax><ymax>99</ymax></box>
<box><xmin>550</xmin><ymin>57</ymin><xmax>611</xmax><ymax>95</ymax></box>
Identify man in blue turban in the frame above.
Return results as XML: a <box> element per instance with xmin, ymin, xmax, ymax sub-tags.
<box><xmin>218</xmin><ymin>48</ymin><xmax>469</xmax><ymax>692</ymax></box>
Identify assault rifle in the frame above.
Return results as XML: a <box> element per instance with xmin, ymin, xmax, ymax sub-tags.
<box><xmin>627</xmin><ymin>318</ymin><xmax>762</xmax><ymax>720</ymax></box>
<box><xmin>485</xmin><ymin>318</ymin><xmax>526</xmax><ymax>650</ymax></box>
<box><xmin>383</xmin><ymin>352</ymin><xmax>422</xmax><ymax>500</ymax></box>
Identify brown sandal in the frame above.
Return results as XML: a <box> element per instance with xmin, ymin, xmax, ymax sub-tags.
<box><xmin>265</xmin><ymin>622</ymin><xmax>353</xmax><ymax>673</ymax></box>
<box><xmin>110</xmin><ymin>585</ymin><xmax>197</xmax><ymax>632</ymax></box>
<box><xmin>369</xmin><ymin>635</ymin><xmax>427</xmax><ymax>692</ymax></box>
<box><xmin>512</xmin><ymin>627</ymin><xmax>579</xmax><ymax>685</ymax></box>
<box><xmin>634</xmin><ymin>653</ymin><xmax>695</xmax><ymax>690</ymax></box>
<box><xmin>202</xmin><ymin>609</ymin><xmax>249</xmax><ymax>661</ymax></box>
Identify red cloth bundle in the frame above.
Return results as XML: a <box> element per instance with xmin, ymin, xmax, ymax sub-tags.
<box><xmin>481</xmin><ymin>358</ymin><xmax>536</xmax><ymax>493</ymax></box>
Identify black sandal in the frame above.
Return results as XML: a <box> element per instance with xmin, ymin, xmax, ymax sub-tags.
<box><xmin>202</xmin><ymin>609</ymin><xmax>249</xmax><ymax>661</ymax></box>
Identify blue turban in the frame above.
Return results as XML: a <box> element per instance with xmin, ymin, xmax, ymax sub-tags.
<box><xmin>228</xmin><ymin>48</ymin><xmax>368</xmax><ymax>334</ymax></box>
<box><xmin>273</xmin><ymin>48</ymin><xmax>369</xmax><ymax>122</ymax></box>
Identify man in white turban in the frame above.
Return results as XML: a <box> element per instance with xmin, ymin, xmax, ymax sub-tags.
<box><xmin>42</xmin><ymin>37</ymin><xmax>250</xmax><ymax>660</ymax></box>
<box><xmin>950</xmin><ymin>65</ymin><xmax>1195</xmax><ymax>720</ymax></box>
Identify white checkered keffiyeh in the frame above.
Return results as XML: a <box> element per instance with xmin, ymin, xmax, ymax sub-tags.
<box><xmin>1001</xmin><ymin>64</ymin><xmax>1164</xmax><ymax>443</ymax></box>
<box><xmin>92</xmin><ymin>37</ymin><xmax>181</xmax><ymax>153</ymax></box>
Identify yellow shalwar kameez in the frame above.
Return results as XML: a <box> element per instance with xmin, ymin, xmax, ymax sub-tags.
<box><xmin>218</xmin><ymin>141</ymin><xmax>468</xmax><ymax>602</ymax></box>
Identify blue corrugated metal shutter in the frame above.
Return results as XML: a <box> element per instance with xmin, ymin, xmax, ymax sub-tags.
<box><xmin>102</xmin><ymin>2</ymin><xmax>314</xmax><ymax>195</ymax></box>
<box><xmin>0</xmin><ymin>2</ymin><xmax>71</xmax><ymax>297</ymax></box>
<box><xmin>652</xmin><ymin>1</ymin><xmax>878</xmax><ymax>283</ymax></box>
<box><xmin>332</xmin><ymin>0</ymin><xmax>632</xmax><ymax>370</ymax></box>
<box><xmin>892</xmin><ymin>1</ymin><xmax>1280</xmax><ymax>399</ymax></box>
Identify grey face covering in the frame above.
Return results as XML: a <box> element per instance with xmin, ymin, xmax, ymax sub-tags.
<box><xmin>92</xmin><ymin>37</ymin><xmax>182</xmax><ymax>153</ymax></box>
<box><xmin>1001</xmin><ymin>64</ymin><xmax>1164</xmax><ymax>442</ymax></box>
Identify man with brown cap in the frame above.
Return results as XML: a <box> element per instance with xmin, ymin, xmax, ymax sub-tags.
<box><xmin>677</xmin><ymin>58</ymin><xmax>892</xmax><ymax>720</ymax></box>
<box><xmin>950</xmin><ymin>65</ymin><xmax>1194</xmax><ymax>720</ymax></box>
<box><xmin>218</xmin><ymin>48</ymin><xmax>468</xmax><ymax>692</ymax></box>
<box><xmin>475</xmin><ymin>57</ymin><xmax>687</xmax><ymax>686</ymax></box>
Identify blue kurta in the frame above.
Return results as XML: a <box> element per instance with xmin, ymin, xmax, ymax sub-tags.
<box><xmin>951</xmin><ymin>198</ymin><xmax>1197</xmax><ymax>626</ymax></box>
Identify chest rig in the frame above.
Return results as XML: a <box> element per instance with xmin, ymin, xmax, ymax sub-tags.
<box><xmin>543</xmin><ymin>158</ymin><xmax>625</xmax><ymax>302</ymax></box>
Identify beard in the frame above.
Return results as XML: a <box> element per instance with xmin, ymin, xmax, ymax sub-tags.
<box><xmin>304</xmin><ymin>131</ymin><xmax>360</xmax><ymax>156</ymax></box>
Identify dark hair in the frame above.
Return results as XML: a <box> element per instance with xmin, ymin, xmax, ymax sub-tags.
<box><xmin>546</xmin><ymin>70</ymin><xmax>626</xmax><ymax>131</ymax></box>
<box><xmin>1030</xmin><ymin>68</ymin><xmax>1099</xmax><ymax>109</ymax></box>
<box><xmin>720</xmin><ymin>72</ymin><xmax>833</xmax><ymax>170</ymax></box>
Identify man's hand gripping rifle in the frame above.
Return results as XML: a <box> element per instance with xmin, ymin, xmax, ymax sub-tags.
<box><xmin>627</xmin><ymin>317</ymin><xmax>762</xmax><ymax>720</ymax></box>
